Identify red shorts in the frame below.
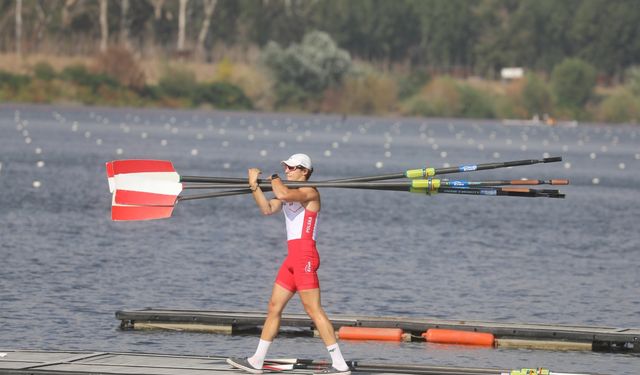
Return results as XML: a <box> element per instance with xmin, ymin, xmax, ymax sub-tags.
<box><xmin>275</xmin><ymin>239</ymin><xmax>320</xmax><ymax>292</ymax></box>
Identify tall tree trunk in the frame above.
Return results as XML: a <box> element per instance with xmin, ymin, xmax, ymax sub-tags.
<box><xmin>100</xmin><ymin>0</ymin><xmax>108</xmax><ymax>52</ymax></box>
<box><xmin>120</xmin><ymin>0</ymin><xmax>129</xmax><ymax>49</ymax></box>
<box><xmin>151</xmin><ymin>0</ymin><xmax>164</xmax><ymax>20</ymax></box>
<box><xmin>147</xmin><ymin>0</ymin><xmax>164</xmax><ymax>55</ymax></box>
<box><xmin>177</xmin><ymin>0</ymin><xmax>188</xmax><ymax>52</ymax></box>
<box><xmin>196</xmin><ymin>0</ymin><xmax>217</xmax><ymax>61</ymax></box>
<box><xmin>62</xmin><ymin>0</ymin><xmax>77</xmax><ymax>27</ymax></box>
<box><xmin>15</xmin><ymin>0</ymin><xmax>22</xmax><ymax>56</ymax></box>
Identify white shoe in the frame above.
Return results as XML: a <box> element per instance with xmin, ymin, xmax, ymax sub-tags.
<box><xmin>226</xmin><ymin>357</ymin><xmax>264</xmax><ymax>374</ymax></box>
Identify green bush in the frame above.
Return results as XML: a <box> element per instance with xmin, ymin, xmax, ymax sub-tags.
<box><xmin>33</xmin><ymin>62</ymin><xmax>56</xmax><ymax>81</ymax></box>
<box><xmin>340</xmin><ymin>73</ymin><xmax>398</xmax><ymax>115</ymax></box>
<box><xmin>551</xmin><ymin>58</ymin><xmax>596</xmax><ymax>109</ymax></box>
<box><xmin>60</xmin><ymin>64</ymin><xmax>119</xmax><ymax>93</ymax></box>
<box><xmin>398</xmin><ymin>68</ymin><xmax>430</xmax><ymax>100</ymax></box>
<box><xmin>157</xmin><ymin>67</ymin><xmax>197</xmax><ymax>99</ymax></box>
<box><xmin>625</xmin><ymin>66</ymin><xmax>640</xmax><ymax>97</ymax></box>
<box><xmin>136</xmin><ymin>85</ymin><xmax>162</xmax><ymax>100</ymax></box>
<box><xmin>522</xmin><ymin>73</ymin><xmax>552</xmax><ymax>116</ymax></box>
<box><xmin>407</xmin><ymin>76</ymin><xmax>461</xmax><ymax>117</ymax></box>
<box><xmin>0</xmin><ymin>70</ymin><xmax>31</xmax><ymax>91</ymax></box>
<box><xmin>262</xmin><ymin>30</ymin><xmax>352</xmax><ymax>106</ymax></box>
<box><xmin>458</xmin><ymin>84</ymin><xmax>495</xmax><ymax>118</ymax></box>
<box><xmin>595</xmin><ymin>89</ymin><xmax>639</xmax><ymax>123</ymax></box>
<box><xmin>193</xmin><ymin>82</ymin><xmax>253</xmax><ymax>109</ymax></box>
<box><xmin>269</xmin><ymin>82</ymin><xmax>309</xmax><ymax>108</ymax></box>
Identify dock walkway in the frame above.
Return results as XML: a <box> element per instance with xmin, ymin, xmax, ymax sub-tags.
<box><xmin>116</xmin><ymin>308</ymin><xmax>639</xmax><ymax>353</ymax></box>
<box><xmin>0</xmin><ymin>350</ymin><xmax>602</xmax><ymax>375</ymax></box>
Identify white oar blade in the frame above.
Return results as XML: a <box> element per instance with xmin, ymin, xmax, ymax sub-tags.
<box><xmin>113</xmin><ymin>174</ymin><xmax>183</xmax><ymax>206</ymax></box>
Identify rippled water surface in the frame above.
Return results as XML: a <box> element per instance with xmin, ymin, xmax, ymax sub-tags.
<box><xmin>1</xmin><ymin>104</ymin><xmax>639</xmax><ymax>374</ymax></box>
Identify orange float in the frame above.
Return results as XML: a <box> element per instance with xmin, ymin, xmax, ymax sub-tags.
<box><xmin>422</xmin><ymin>328</ymin><xmax>494</xmax><ymax>347</ymax></box>
<box><xmin>338</xmin><ymin>326</ymin><xmax>404</xmax><ymax>341</ymax></box>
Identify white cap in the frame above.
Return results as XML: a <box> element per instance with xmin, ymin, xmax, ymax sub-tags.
<box><xmin>281</xmin><ymin>153</ymin><xmax>313</xmax><ymax>170</ymax></box>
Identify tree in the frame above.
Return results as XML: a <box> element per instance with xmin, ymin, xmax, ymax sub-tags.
<box><xmin>99</xmin><ymin>0</ymin><xmax>108</xmax><ymax>52</ymax></box>
<box><xmin>571</xmin><ymin>0</ymin><xmax>640</xmax><ymax>79</ymax></box>
<box><xmin>15</xmin><ymin>0</ymin><xmax>22</xmax><ymax>56</ymax></box>
<box><xmin>415</xmin><ymin>0</ymin><xmax>477</xmax><ymax>73</ymax></box>
<box><xmin>120</xmin><ymin>0</ymin><xmax>130</xmax><ymax>49</ymax></box>
<box><xmin>177</xmin><ymin>0</ymin><xmax>188</xmax><ymax>52</ymax></box>
<box><xmin>262</xmin><ymin>30</ymin><xmax>351</xmax><ymax>106</ymax></box>
<box><xmin>196</xmin><ymin>0</ymin><xmax>217</xmax><ymax>61</ymax></box>
<box><xmin>551</xmin><ymin>58</ymin><xmax>596</xmax><ymax>109</ymax></box>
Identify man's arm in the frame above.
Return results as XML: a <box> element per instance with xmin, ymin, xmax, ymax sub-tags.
<box><xmin>249</xmin><ymin>168</ymin><xmax>282</xmax><ymax>215</ymax></box>
<box><xmin>271</xmin><ymin>176</ymin><xmax>320</xmax><ymax>211</ymax></box>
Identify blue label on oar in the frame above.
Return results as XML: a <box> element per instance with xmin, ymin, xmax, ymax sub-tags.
<box><xmin>451</xmin><ymin>180</ymin><xmax>468</xmax><ymax>187</ymax></box>
<box><xmin>460</xmin><ymin>165</ymin><xmax>478</xmax><ymax>172</ymax></box>
<box><xmin>480</xmin><ymin>189</ymin><xmax>497</xmax><ymax>196</ymax></box>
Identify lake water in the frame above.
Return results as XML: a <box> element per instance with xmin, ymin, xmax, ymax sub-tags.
<box><xmin>1</xmin><ymin>104</ymin><xmax>638</xmax><ymax>375</ymax></box>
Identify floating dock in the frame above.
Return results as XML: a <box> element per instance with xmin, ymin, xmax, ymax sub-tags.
<box><xmin>116</xmin><ymin>308</ymin><xmax>639</xmax><ymax>353</ymax></box>
<box><xmin>0</xmin><ymin>350</ymin><xmax>605</xmax><ymax>375</ymax></box>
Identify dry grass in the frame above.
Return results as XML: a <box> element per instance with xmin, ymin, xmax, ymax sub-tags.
<box><xmin>0</xmin><ymin>53</ymin><xmax>91</xmax><ymax>75</ymax></box>
<box><xmin>0</xmin><ymin>52</ymin><xmax>268</xmax><ymax>87</ymax></box>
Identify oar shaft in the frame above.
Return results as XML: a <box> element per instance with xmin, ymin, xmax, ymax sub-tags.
<box><xmin>179</xmin><ymin>157</ymin><xmax>563</xmax><ymax>184</ymax></box>
<box><xmin>440</xmin><ymin>179</ymin><xmax>569</xmax><ymax>187</ymax></box>
<box><xmin>181</xmin><ymin>179</ymin><xmax>568</xmax><ymax>190</ymax></box>
<box><xmin>182</xmin><ymin>181</ymin><xmax>415</xmax><ymax>189</ymax></box>
<box><xmin>430</xmin><ymin>157</ymin><xmax>562</xmax><ymax>176</ymax></box>
<box><xmin>181</xmin><ymin>176</ymin><xmax>266</xmax><ymax>184</ymax></box>
<box><xmin>178</xmin><ymin>186</ymin><xmax>563</xmax><ymax>201</ymax></box>
<box><xmin>178</xmin><ymin>188</ymin><xmax>264</xmax><ymax>201</ymax></box>
<box><xmin>403</xmin><ymin>157</ymin><xmax>563</xmax><ymax>179</ymax></box>
<box><xmin>414</xmin><ymin>187</ymin><xmax>563</xmax><ymax>198</ymax></box>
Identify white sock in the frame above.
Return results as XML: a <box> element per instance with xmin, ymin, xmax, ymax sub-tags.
<box><xmin>326</xmin><ymin>343</ymin><xmax>349</xmax><ymax>371</ymax></box>
<box><xmin>248</xmin><ymin>339</ymin><xmax>271</xmax><ymax>369</ymax></box>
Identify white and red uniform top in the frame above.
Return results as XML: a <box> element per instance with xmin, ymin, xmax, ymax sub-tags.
<box><xmin>283</xmin><ymin>201</ymin><xmax>318</xmax><ymax>241</ymax></box>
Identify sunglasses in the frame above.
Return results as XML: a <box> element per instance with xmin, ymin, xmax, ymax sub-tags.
<box><xmin>284</xmin><ymin>164</ymin><xmax>304</xmax><ymax>172</ymax></box>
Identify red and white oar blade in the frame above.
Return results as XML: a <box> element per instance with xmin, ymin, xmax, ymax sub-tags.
<box><xmin>111</xmin><ymin>204</ymin><xmax>175</xmax><ymax>221</ymax></box>
<box><xmin>106</xmin><ymin>161</ymin><xmax>115</xmax><ymax>193</ymax></box>
<box><xmin>111</xmin><ymin>194</ymin><xmax>175</xmax><ymax>221</ymax></box>
<box><xmin>114</xmin><ymin>190</ymin><xmax>178</xmax><ymax>206</ymax></box>
<box><xmin>112</xmin><ymin>159</ymin><xmax>180</xmax><ymax>183</ymax></box>
<box><xmin>114</xmin><ymin>174</ymin><xmax>182</xmax><ymax>206</ymax></box>
<box><xmin>111</xmin><ymin>159</ymin><xmax>176</xmax><ymax>174</ymax></box>
<box><xmin>107</xmin><ymin>159</ymin><xmax>180</xmax><ymax>193</ymax></box>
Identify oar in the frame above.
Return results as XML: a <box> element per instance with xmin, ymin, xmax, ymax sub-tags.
<box><xmin>106</xmin><ymin>159</ymin><xmax>266</xmax><ymax>193</ymax></box>
<box><xmin>113</xmin><ymin>176</ymin><xmax>565</xmax><ymax>206</ymax></box>
<box><xmin>107</xmin><ymin>157</ymin><xmax>564</xmax><ymax>188</ymax></box>
<box><xmin>179</xmin><ymin>187</ymin><xmax>564</xmax><ymax>202</ymax></box>
<box><xmin>111</xmin><ymin>187</ymin><xmax>563</xmax><ymax>221</ymax></box>
<box><xmin>180</xmin><ymin>179</ymin><xmax>569</xmax><ymax>190</ymax></box>
<box><xmin>262</xmin><ymin>358</ymin><xmax>596</xmax><ymax>375</ymax></box>
<box><xmin>319</xmin><ymin>156</ymin><xmax>564</xmax><ymax>183</ymax></box>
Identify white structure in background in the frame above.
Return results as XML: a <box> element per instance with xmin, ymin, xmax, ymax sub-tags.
<box><xmin>501</xmin><ymin>67</ymin><xmax>524</xmax><ymax>80</ymax></box>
